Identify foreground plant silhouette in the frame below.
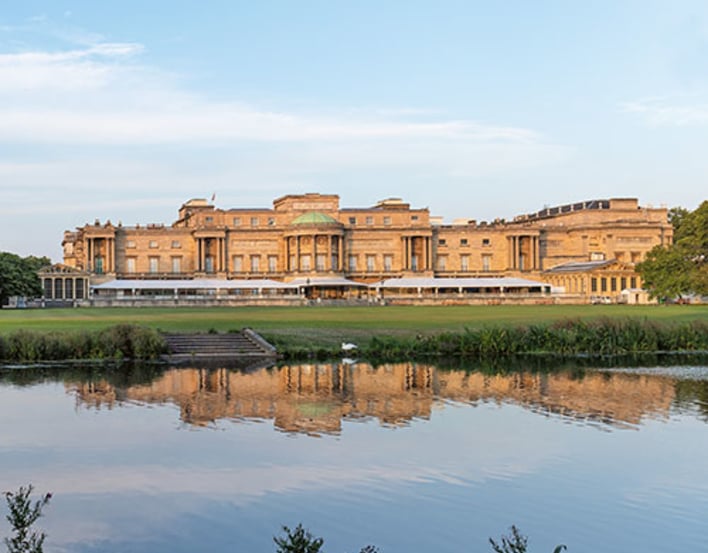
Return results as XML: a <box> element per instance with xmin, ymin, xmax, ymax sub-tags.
<box><xmin>4</xmin><ymin>485</ymin><xmax>51</xmax><ymax>553</ymax></box>
<box><xmin>273</xmin><ymin>524</ymin><xmax>378</xmax><ymax>553</ymax></box>
<box><xmin>489</xmin><ymin>525</ymin><xmax>566</xmax><ymax>553</ymax></box>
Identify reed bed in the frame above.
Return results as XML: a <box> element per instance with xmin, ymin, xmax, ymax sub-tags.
<box><xmin>362</xmin><ymin>318</ymin><xmax>708</xmax><ymax>360</ymax></box>
<box><xmin>0</xmin><ymin>324</ymin><xmax>167</xmax><ymax>362</ymax></box>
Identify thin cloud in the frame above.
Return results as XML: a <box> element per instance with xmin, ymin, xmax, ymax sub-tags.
<box><xmin>622</xmin><ymin>96</ymin><xmax>708</xmax><ymax>126</ymax></box>
<box><xmin>0</xmin><ymin>38</ymin><xmax>553</xmax><ymax>148</ymax></box>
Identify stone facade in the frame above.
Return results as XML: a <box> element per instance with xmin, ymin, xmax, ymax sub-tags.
<box><xmin>59</xmin><ymin>194</ymin><xmax>672</xmax><ymax>303</ymax></box>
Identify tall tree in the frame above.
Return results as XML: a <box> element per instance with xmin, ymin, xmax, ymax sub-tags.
<box><xmin>637</xmin><ymin>201</ymin><xmax>707</xmax><ymax>299</ymax></box>
<box><xmin>0</xmin><ymin>252</ymin><xmax>51</xmax><ymax>305</ymax></box>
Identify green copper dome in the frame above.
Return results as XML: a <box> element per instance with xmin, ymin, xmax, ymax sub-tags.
<box><xmin>291</xmin><ymin>211</ymin><xmax>339</xmax><ymax>225</ymax></box>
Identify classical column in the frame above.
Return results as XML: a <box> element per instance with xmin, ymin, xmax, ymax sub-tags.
<box><xmin>507</xmin><ymin>236</ymin><xmax>512</xmax><ymax>269</ymax></box>
<box><xmin>427</xmin><ymin>237</ymin><xmax>433</xmax><ymax>270</ymax></box>
<box><xmin>220</xmin><ymin>238</ymin><xmax>225</xmax><ymax>272</ymax></box>
<box><xmin>339</xmin><ymin>236</ymin><xmax>344</xmax><ymax>271</ymax></box>
<box><xmin>312</xmin><ymin>233</ymin><xmax>317</xmax><ymax>270</ymax></box>
<box><xmin>296</xmin><ymin>236</ymin><xmax>301</xmax><ymax>271</ymax></box>
<box><xmin>325</xmin><ymin>234</ymin><xmax>334</xmax><ymax>272</ymax></box>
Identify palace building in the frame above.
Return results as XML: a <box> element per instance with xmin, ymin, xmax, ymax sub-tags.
<box><xmin>43</xmin><ymin>194</ymin><xmax>672</xmax><ymax>305</ymax></box>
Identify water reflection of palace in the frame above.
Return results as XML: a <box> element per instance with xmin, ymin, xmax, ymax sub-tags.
<box><xmin>69</xmin><ymin>363</ymin><xmax>675</xmax><ymax>433</ymax></box>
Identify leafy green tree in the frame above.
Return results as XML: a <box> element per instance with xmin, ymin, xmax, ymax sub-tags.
<box><xmin>637</xmin><ymin>201</ymin><xmax>707</xmax><ymax>299</ymax></box>
<box><xmin>4</xmin><ymin>485</ymin><xmax>51</xmax><ymax>553</ymax></box>
<box><xmin>0</xmin><ymin>253</ymin><xmax>50</xmax><ymax>306</ymax></box>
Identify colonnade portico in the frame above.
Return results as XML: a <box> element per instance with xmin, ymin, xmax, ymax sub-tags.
<box><xmin>285</xmin><ymin>231</ymin><xmax>344</xmax><ymax>273</ymax></box>
<box><xmin>86</xmin><ymin>235</ymin><xmax>116</xmax><ymax>274</ymax></box>
<box><xmin>195</xmin><ymin>233</ymin><xmax>227</xmax><ymax>273</ymax></box>
<box><xmin>507</xmin><ymin>234</ymin><xmax>540</xmax><ymax>271</ymax></box>
<box><xmin>401</xmin><ymin>235</ymin><xmax>432</xmax><ymax>272</ymax></box>
<box><xmin>38</xmin><ymin>265</ymin><xmax>90</xmax><ymax>302</ymax></box>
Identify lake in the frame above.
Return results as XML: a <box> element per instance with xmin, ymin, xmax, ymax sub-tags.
<box><xmin>1</xmin><ymin>358</ymin><xmax>708</xmax><ymax>553</ymax></box>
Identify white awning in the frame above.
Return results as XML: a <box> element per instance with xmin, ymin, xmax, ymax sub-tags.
<box><xmin>92</xmin><ymin>279</ymin><xmax>298</xmax><ymax>290</ymax></box>
<box><xmin>371</xmin><ymin>277</ymin><xmax>551</xmax><ymax>289</ymax></box>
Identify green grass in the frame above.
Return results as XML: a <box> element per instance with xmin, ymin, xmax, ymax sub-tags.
<box><xmin>0</xmin><ymin>304</ymin><xmax>705</xmax><ymax>349</ymax></box>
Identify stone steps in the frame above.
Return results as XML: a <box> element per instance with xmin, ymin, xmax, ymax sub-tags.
<box><xmin>162</xmin><ymin>329</ymin><xmax>277</xmax><ymax>359</ymax></box>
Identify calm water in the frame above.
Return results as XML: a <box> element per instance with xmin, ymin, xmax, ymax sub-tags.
<box><xmin>1</xmin><ymin>359</ymin><xmax>708</xmax><ymax>553</ymax></box>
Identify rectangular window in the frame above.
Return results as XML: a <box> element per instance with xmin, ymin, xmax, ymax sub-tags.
<box><xmin>383</xmin><ymin>216</ymin><xmax>391</xmax><ymax>226</ymax></box>
<box><xmin>349</xmin><ymin>217</ymin><xmax>356</xmax><ymax>225</ymax></box>
<box><xmin>126</xmin><ymin>258</ymin><xmax>136</xmax><ymax>274</ymax></box>
<box><xmin>64</xmin><ymin>279</ymin><xmax>73</xmax><ymax>299</ymax></box>
<box><xmin>411</xmin><ymin>215</ymin><xmax>419</xmax><ymax>221</ymax></box>
<box><xmin>437</xmin><ymin>256</ymin><xmax>447</xmax><ymax>271</ymax></box>
<box><xmin>171</xmin><ymin>241</ymin><xmax>181</xmax><ymax>248</ymax></box>
<box><xmin>438</xmin><ymin>239</ymin><xmax>446</xmax><ymax>246</ymax></box>
<box><xmin>289</xmin><ymin>254</ymin><xmax>296</xmax><ymax>271</ymax></box>
<box><xmin>384</xmin><ymin>254</ymin><xmax>393</xmax><ymax>272</ymax></box>
<box><xmin>366</xmin><ymin>216</ymin><xmax>373</xmax><ymax>225</ymax></box>
<box><xmin>591</xmin><ymin>277</ymin><xmax>598</xmax><ymax>292</ymax></box>
<box><xmin>250</xmin><ymin>217</ymin><xmax>259</xmax><ymax>227</ymax></box>
<box><xmin>54</xmin><ymin>279</ymin><xmax>63</xmax><ymax>299</ymax></box>
<box><xmin>75</xmin><ymin>279</ymin><xmax>84</xmax><ymax>299</ymax></box>
<box><xmin>171</xmin><ymin>257</ymin><xmax>181</xmax><ymax>274</ymax></box>
<box><xmin>205</xmin><ymin>216</ymin><xmax>214</xmax><ymax>223</ymax></box>
<box><xmin>482</xmin><ymin>255</ymin><xmax>491</xmax><ymax>272</ymax></box>
<box><xmin>149</xmin><ymin>257</ymin><xmax>159</xmax><ymax>274</ymax></box>
<box><xmin>268</xmin><ymin>255</ymin><xmax>277</xmax><ymax>273</ymax></box>
<box><xmin>233</xmin><ymin>217</ymin><xmax>241</xmax><ymax>226</ymax></box>
<box><xmin>232</xmin><ymin>255</ymin><xmax>243</xmax><ymax>272</ymax></box>
<box><xmin>316</xmin><ymin>254</ymin><xmax>326</xmax><ymax>271</ymax></box>
<box><xmin>482</xmin><ymin>238</ymin><xmax>491</xmax><ymax>246</ymax></box>
<box><xmin>126</xmin><ymin>240</ymin><xmax>136</xmax><ymax>249</ymax></box>
<box><xmin>205</xmin><ymin>256</ymin><xmax>214</xmax><ymax>273</ymax></box>
<box><xmin>460</xmin><ymin>238</ymin><xmax>468</xmax><ymax>246</ymax></box>
<box><xmin>268</xmin><ymin>217</ymin><xmax>275</xmax><ymax>226</ymax></box>
<box><xmin>601</xmin><ymin>277</ymin><xmax>607</xmax><ymax>292</ymax></box>
<box><xmin>366</xmin><ymin>254</ymin><xmax>375</xmax><ymax>272</ymax></box>
<box><xmin>460</xmin><ymin>255</ymin><xmax>469</xmax><ymax>271</ymax></box>
<box><xmin>630</xmin><ymin>277</ymin><xmax>637</xmax><ymax>288</ymax></box>
<box><xmin>301</xmin><ymin>255</ymin><xmax>311</xmax><ymax>271</ymax></box>
<box><xmin>149</xmin><ymin>240</ymin><xmax>158</xmax><ymax>249</ymax></box>
<box><xmin>611</xmin><ymin>277</ymin><xmax>617</xmax><ymax>292</ymax></box>
<box><xmin>250</xmin><ymin>255</ymin><xmax>260</xmax><ymax>273</ymax></box>
<box><xmin>411</xmin><ymin>255</ymin><xmax>418</xmax><ymax>271</ymax></box>
<box><xmin>620</xmin><ymin>277</ymin><xmax>627</xmax><ymax>290</ymax></box>
<box><xmin>348</xmin><ymin>255</ymin><xmax>357</xmax><ymax>272</ymax></box>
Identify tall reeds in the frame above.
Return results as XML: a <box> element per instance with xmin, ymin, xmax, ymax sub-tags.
<box><xmin>363</xmin><ymin>318</ymin><xmax>708</xmax><ymax>360</ymax></box>
<box><xmin>0</xmin><ymin>324</ymin><xmax>167</xmax><ymax>363</ymax></box>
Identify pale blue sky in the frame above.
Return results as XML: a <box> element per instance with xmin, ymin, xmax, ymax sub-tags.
<box><xmin>1</xmin><ymin>1</ymin><xmax>707</xmax><ymax>260</ymax></box>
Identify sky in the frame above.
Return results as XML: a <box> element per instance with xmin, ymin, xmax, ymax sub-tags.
<box><xmin>1</xmin><ymin>1</ymin><xmax>707</xmax><ymax>261</ymax></box>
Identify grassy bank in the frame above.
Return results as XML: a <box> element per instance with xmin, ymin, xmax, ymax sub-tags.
<box><xmin>0</xmin><ymin>316</ymin><xmax>705</xmax><ymax>363</ymax></box>
<box><xmin>0</xmin><ymin>305</ymin><xmax>705</xmax><ymax>348</ymax></box>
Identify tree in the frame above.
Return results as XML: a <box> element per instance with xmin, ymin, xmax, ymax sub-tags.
<box><xmin>0</xmin><ymin>253</ymin><xmax>50</xmax><ymax>306</ymax></box>
<box><xmin>273</xmin><ymin>524</ymin><xmax>324</xmax><ymax>553</ymax></box>
<box><xmin>273</xmin><ymin>524</ymin><xmax>378</xmax><ymax>553</ymax></box>
<box><xmin>637</xmin><ymin>201</ymin><xmax>707</xmax><ymax>299</ymax></box>
<box><xmin>489</xmin><ymin>525</ymin><xmax>567</xmax><ymax>553</ymax></box>
<box><xmin>4</xmin><ymin>485</ymin><xmax>51</xmax><ymax>553</ymax></box>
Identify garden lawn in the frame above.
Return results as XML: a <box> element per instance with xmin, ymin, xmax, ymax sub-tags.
<box><xmin>0</xmin><ymin>304</ymin><xmax>705</xmax><ymax>349</ymax></box>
